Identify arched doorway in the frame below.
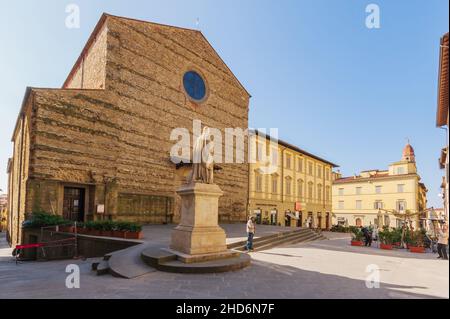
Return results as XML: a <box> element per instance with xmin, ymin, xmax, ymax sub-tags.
<box><xmin>356</xmin><ymin>218</ymin><xmax>362</xmax><ymax>227</ymax></box>
<box><xmin>325</xmin><ymin>212</ymin><xmax>330</xmax><ymax>229</ymax></box>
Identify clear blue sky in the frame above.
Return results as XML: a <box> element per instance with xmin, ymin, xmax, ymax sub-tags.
<box><xmin>0</xmin><ymin>0</ymin><xmax>448</xmax><ymax>207</ymax></box>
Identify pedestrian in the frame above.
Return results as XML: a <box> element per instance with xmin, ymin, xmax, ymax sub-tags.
<box><xmin>246</xmin><ymin>216</ymin><xmax>256</xmax><ymax>251</ymax></box>
<box><xmin>362</xmin><ymin>226</ymin><xmax>372</xmax><ymax>247</ymax></box>
<box><xmin>437</xmin><ymin>224</ymin><xmax>448</xmax><ymax>260</ymax></box>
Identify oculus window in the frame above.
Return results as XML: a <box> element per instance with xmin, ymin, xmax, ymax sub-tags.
<box><xmin>183</xmin><ymin>71</ymin><xmax>206</xmax><ymax>102</ymax></box>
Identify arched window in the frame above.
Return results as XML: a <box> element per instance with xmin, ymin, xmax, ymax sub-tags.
<box><xmin>317</xmin><ymin>184</ymin><xmax>323</xmax><ymax>201</ymax></box>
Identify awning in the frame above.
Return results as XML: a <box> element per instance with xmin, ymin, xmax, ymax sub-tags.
<box><xmin>287</xmin><ymin>213</ymin><xmax>299</xmax><ymax>220</ymax></box>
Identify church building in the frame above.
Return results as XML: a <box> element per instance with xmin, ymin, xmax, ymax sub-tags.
<box><xmin>7</xmin><ymin>14</ymin><xmax>250</xmax><ymax>245</ymax></box>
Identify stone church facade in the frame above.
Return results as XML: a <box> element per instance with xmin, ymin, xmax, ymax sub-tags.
<box><xmin>7</xmin><ymin>14</ymin><xmax>250</xmax><ymax>245</ymax></box>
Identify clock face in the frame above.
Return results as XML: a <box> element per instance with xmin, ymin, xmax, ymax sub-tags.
<box><xmin>183</xmin><ymin>71</ymin><xmax>206</xmax><ymax>102</ymax></box>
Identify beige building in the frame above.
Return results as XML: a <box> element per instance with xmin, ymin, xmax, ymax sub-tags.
<box><xmin>7</xmin><ymin>13</ymin><xmax>250</xmax><ymax>246</ymax></box>
<box><xmin>332</xmin><ymin>143</ymin><xmax>427</xmax><ymax>228</ymax></box>
<box><xmin>436</xmin><ymin>32</ymin><xmax>448</xmax><ymax>223</ymax></box>
<box><xmin>248</xmin><ymin>131</ymin><xmax>338</xmax><ymax>229</ymax></box>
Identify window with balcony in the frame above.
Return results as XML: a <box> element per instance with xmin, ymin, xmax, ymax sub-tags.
<box><xmin>396</xmin><ymin>200</ymin><xmax>407</xmax><ymax>212</ymax></box>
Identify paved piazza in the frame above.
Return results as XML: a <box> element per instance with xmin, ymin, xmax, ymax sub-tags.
<box><xmin>0</xmin><ymin>227</ymin><xmax>448</xmax><ymax>299</ymax></box>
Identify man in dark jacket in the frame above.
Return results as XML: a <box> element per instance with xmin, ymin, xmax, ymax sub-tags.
<box><xmin>361</xmin><ymin>227</ymin><xmax>372</xmax><ymax>247</ymax></box>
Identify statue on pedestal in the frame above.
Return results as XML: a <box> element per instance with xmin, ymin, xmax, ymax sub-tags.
<box><xmin>188</xmin><ymin>126</ymin><xmax>214</xmax><ymax>184</ymax></box>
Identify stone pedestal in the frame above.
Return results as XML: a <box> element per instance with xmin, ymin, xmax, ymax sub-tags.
<box><xmin>170</xmin><ymin>182</ymin><xmax>231</xmax><ymax>261</ymax></box>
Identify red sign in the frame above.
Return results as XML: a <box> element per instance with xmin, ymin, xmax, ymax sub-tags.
<box><xmin>295</xmin><ymin>202</ymin><xmax>302</xmax><ymax>211</ymax></box>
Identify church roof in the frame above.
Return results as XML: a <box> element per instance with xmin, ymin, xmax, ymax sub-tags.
<box><xmin>62</xmin><ymin>13</ymin><xmax>250</xmax><ymax>97</ymax></box>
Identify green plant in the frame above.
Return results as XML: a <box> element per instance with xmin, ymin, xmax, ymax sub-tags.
<box><xmin>22</xmin><ymin>212</ymin><xmax>70</xmax><ymax>228</ymax></box>
<box><xmin>350</xmin><ymin>227</ymin><xmax>364</xmax><ymax>241</ymax></box>
<box><xmin>409</xmin><ymin>229</ymin><xmax>426</xmax><ymax>247</ymax></box>
<box><xmin>379</xmin><ymin>228</ymin><xmax>393</xmax><ymax>245</ymax></box>
<box><xmin>391</xmin><ymin>227</ymin><xmax>402</xmax><ymax>244</ymax></box>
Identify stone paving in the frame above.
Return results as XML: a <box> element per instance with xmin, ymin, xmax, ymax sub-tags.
<box><xmin>0</xmin><ymin>230</ymin><xmax>448</xmax><ymax>299</ymax></box>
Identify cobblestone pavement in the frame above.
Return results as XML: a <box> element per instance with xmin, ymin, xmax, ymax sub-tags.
<box><xmin>0</xmin><ymin>231</ymin><xmax>447</xmax><ymax>299</ymax></box>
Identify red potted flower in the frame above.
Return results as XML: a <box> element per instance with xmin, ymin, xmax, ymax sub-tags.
<box><xmin>408</xmin><ymin>230</ymin><xmax>426</xmax><ymax>253</ymax></box>
<box><xmin>378</xmin><ymin>228</ymin><xmax>393</xmax><ymax>250</ymax></box>
<box><xmin>350</xmin><ymin>228</ymin><xmax>364</xmax><ymax>246</ymax></box>
<box><xmin>124</xmin><ymin>223</ymin><xmax>143</xmax><ymax>240</ymax></box>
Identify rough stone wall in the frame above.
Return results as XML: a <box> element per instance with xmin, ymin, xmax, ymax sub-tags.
<box><xmin>65</xmin><ymin>24</ymin><xmax>108</xmax><ymax>89</ymax></box>
<box><xmin>103</xmin><ymin>16</ymin><xmax>250</xmax><ymax>222</ymax></box>
<box><xmin>8</xmin><ymin>100</ymin><xmax>32</xmax><ymax>246</ymax></box>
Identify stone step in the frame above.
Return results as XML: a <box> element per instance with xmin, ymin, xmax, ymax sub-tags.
<box><xmin>141</xmin><ymin>248</ymin><xmax>251</xmax><ymax>274</ymax></box>
<box><xmin>227</xmin><ymin>228</ymin><xmax>311</xmax><ymax>250</ymax></box>
<box><xmin>233</xmin><ymin>229</ymin><xmax>317</xmax><ymax>251</ymax></box>
<box><xmin>251</xmin><ymin>232</ymin><xmax>321</xmax><ymax>252</ymax></box>
<box><xmin>261</xmin><ymin>233</ymin><xmax>325</xmax><ymax>250</ymax></box>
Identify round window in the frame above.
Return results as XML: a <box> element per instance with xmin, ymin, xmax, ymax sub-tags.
<box><xmin>183</xmin><ymin>71</ymin><xmax>206</xmax><ymax>102</ymax></box>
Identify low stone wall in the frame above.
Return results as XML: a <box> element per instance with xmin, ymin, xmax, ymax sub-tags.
<box><xmin>20</xmin><ymin>228</ymin><xmax>141</xmax><ymax>260</ymax></box>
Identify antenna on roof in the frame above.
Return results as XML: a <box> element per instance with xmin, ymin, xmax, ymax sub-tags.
<box><xmin>195</xmin><ymin>17</ymin><xmax>200</xmax><ymax>30</ymax></box>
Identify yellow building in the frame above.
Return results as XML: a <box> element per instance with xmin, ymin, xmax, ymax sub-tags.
<box><xmin>248</xmin><ymin>131</ymin><xmax>338</xmax><ymax>229</ymax></box>
<box><xmin>332</xmin><ymin>143</ymin><xmax>427</xmax><ymax>228</ymax></box>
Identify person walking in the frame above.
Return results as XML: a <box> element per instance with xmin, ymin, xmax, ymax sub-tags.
<box><xmin>437</xmin><ymin>224</ymin><xmax>448</xmax><ymax>260</ymax></box>
<box><xmin>246</xmin><ymin>216</ymin><xmax>256</xmax><ymax>251</ymax></box>
<box><xmin>361</xmin><ymin>226</ymin><xmax>372</xmax><ymax>247</ymax></box>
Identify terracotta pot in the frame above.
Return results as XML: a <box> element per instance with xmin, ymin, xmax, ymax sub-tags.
<box><xmin>380</xmin><ymin>243</ymin><xmax>393</xmax><ymax>250</ymax></box>
<box><xmin>89</xmin><ymin>230</ymin><xmax>102</xmax><ymax>237</ymax></box>
<box><xmin>112</xmin><ymin>230</ymin><xmax>126</xmax><ymax>238</ymax></box>
<box><xmin>124</xmin><ymin>231</ymin><xmax>143</xmax><ymax>240</ymax></box>
<box><xmin>393</xmin><ymin>242</ymin><xmax>401</xmax><ymax>247</ymax></box>
<box><xmin>409</xmin><ymin>246</ymin><xmax>425</xmax><ymax>253</ymax></box>
<box><xmin>59</xmin><ymin>226</ymin><xmax>74</xmax><ymax>233</ymax></box>
<box><xmin>351</xmin><ymin>240</ymin><xmax>364</xmax><ymax>246</ymax></box>
<box><xmin>76</xmin><ymin>228</ymin><xmax>86</xmax><ymax>235</ymax></box>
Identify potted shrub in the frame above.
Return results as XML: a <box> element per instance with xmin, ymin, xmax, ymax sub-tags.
<box><xmin>59</xmin><ymin>224</ymin><xmax>75</xmax><ymax>233</ymax></box>
<box><xmin>124</xmin><ymin>222</ymin><xmax>143</xmax><ymax>239</ymax></box>
<box><xmin>100</xmin><ymin>220</ymin><xmax>114</xmax><ymax>237</ymax></box>
<box><xmin>409</xmin><ymin>230</ymin><xmax>426</xmax><ymax>253</ymax></box>
<box><xmin>75</xmin><ymin>222</ymin><xmax>86</xmax><ymax>234</ymax></box>
<box><xmin>379</xmin><ymin>228</ymin><xmax>393</xmax><ymax>250</ymax></box>
<box><xmin>391</xmin><ymin>228</ymin><xmax>403</xmax><ymax>248</ymax></box>
<box><xmin>350</xmin><ymin>227</ymin><xmax>364</xmax><ymax>246</ymax></box>
<box><xmin>112</xmin><ymin>221</ymin><xmax>127</xmax><ymax>238</ymax></box>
